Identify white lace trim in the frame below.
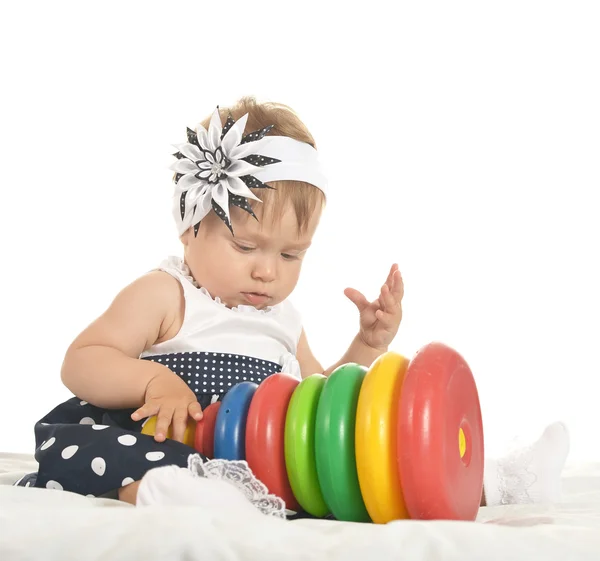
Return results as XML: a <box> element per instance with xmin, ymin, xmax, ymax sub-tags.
<box><xmin>162</xmin><ymin>256</ymin><xmax>277</xmax><ymax>316</ymax></box>
<box><xmin>187</xmin><ymin>454</ymin><xmax>287</xmax><ymax>519</ymax></box>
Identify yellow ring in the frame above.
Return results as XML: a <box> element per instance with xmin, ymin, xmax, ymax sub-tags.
<box><xmin>141</xmin><ymin>416</ymin><xmax>196</xmax><ymax>448</ymax></box>
<box><xmin>355</xmin><ymin>351</ymin><xmax>410</xmax><ymax>523</ymax></box>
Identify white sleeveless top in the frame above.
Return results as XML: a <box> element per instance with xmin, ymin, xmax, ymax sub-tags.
<box><xmin>139</xmin><ymin>256</ymin><xmax>304</xmax><ymax>380</ymax></box>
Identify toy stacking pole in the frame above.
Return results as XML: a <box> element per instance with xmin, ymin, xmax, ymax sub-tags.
<box><xmin>143</xmin><ymin>341</ymin><xmax>485</xmax><ymax>523</ymax></box>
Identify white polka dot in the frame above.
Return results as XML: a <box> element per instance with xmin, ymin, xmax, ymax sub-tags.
<box><xmin>117</xmin><ymin>434</ymin><xmax>137</xmax><ymax>446</ymax></box>
<box><xmin>40</xmin><ymin>437</ymin><xmax>56</xmax><ymax>450</ymax></box>
<box><xmin>86</xmin><ymin>494</ymin><xmax>95</xmax><ymax>498</ymax></box>
<box><xmin>145</xmin><ymin>451</ymin><xmax>165</xmax><ymax>462</ymax></box>
<box><xmin>25</xmin><ymin>481</ymin><xmax>31</xmax><ymax>487</ymax></box>
<box><xmin>92</xmin><ymin>424</ymin><xmax>109</xmax><ymax>430</ymax></box>
<box><xmin>122</xmin><ymin>477</ymin><xmax>135</xmax><ymax>486</ymax></box>
<box><xmin>79</xmin><ymin>400</ymin><xmax>88</xmax><ymax>406</ymax></box>
<box><xmin>91</xmin><ymin>457</ymin><xmax>106</xmax><ymax>476</ymax></box>
<box><xmin>80</xmin><ymin>417</ymin><xmax>95</xmax><ymax>425</ymax></box>
<box><xmin>61</xmin><ymin>445</ymin><xmax>79</xmax><ymax>459</ymax></box>
<box><xmin>46</xmin><ymin>480</ymin><xmax>63</xmax><ymax>490</ymax></box>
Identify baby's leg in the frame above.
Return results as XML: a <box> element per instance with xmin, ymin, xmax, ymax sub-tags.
<box><xmin>117</xmin><ymin>480</ymin><xmax>142</xmax><ymax>504</ymax></box>
<box><xmin>482</xmin><ymin>421</ymin><xmax>570</xmax><ymax>506</ymax></box>
<box><xmin>32</xmin><ymin>396</ymin><xmax>194</xmax><ymax>498</ymax></box>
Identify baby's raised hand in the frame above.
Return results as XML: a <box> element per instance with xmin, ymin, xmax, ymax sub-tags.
<box><xmin>131</xmin><ymin>371</ymin><xmax>203</xmax><ymax>443</ymax></box>
<box><xmin>344</xmin><ymin>263</ymin><xmax>404</xmax><ymax>351</ymax></box>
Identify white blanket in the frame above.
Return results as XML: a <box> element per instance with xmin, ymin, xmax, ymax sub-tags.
<box><xmin>1</xmin><ymin>452</ymin><xmax>599</xmax><ymax>560</ymax></box>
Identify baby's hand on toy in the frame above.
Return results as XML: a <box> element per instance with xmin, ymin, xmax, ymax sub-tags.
<box><xmin>131</xmin><ymin>371</ymin><xmax>203</xmax><ymax>443</ymax></box>
<box><xmin>344</xmin><ymin>263</ymin><xmax>404</xmax><ymax>351</ymax></box>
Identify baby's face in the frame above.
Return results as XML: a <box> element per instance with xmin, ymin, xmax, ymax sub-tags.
<box><xmin>181</xmin><ymin>201</ymin><xmax>321</xmax><ymax>309</ymax></box>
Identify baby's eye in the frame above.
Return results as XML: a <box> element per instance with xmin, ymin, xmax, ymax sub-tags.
<box><xmin>236</xmin><ymin>244</ymin><xmax>254</xmax><ymax>252</ymax></box>
<box><xmin>281</xmin><ymin>253</ymin><xmax>299</xmax><ymax>260</ymax></box>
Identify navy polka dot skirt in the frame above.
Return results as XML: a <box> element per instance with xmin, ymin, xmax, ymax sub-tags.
<box><xmin>16</xmin><ymin>352</ymin><xmax>280</xmax><ymax>498</ymax></box>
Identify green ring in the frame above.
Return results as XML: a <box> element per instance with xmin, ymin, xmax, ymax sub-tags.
<box><xmin>315</xmin><ymin>363</ymin><xmax>371</xmax><ymax>522</ymax></box>
<box><xmin>284</xmin><ymin>374</ymin><xmax>329</xmax><ymax>517</ymax></box>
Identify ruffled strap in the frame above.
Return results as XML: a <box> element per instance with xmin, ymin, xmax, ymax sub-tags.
<box><xmin>157</xmin><ymin>256</ymin><xmax>279</xmax><ymax>316</ymax></box>
<box><xmin>280</xmin><ymin>351</ymin><xmax>302</xmax><ymax>380</ymax></box>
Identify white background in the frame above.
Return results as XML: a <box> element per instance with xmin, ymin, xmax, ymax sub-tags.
<box><xmin>0</xmin><ymin>1</ymin><xmax>598</xmax><ymax>461</ymax></box>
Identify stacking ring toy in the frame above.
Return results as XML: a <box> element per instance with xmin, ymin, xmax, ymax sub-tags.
<box><xmin>355</xmin><ymin>352</ymin><xmax>410</xmax><ymax>524</ymax></box>
<box><xmin>315</xmin><ymin>363</ymin><xmax>370</xmax><ymax>522</ymax></box>
<box><xmin>398</xmin><ymin>342</ymin><xmax>484</xmax><ymax>520</ymax></box>
<box><xmin>214</xmin><ymin>382</ymin><xmax>258</xmax><ymax>460</ymax></box>
<box><xmin>246</xmin><ymin>373</ymin><xmax>300</xmax><ymax>510</ymax></box>
<box><xmin>182</xmin><ymin>340</ymin><xmax>484</xmax><ymax>523</ymax></box>
<box><xmin>194</xmin><ymin>402</ymin><xmax>220</xmax><ymax>458</ymax></box>
<box><xmin>284</xmin><ymin>374</ymin><xmax>328</xmax><ymax>517</ymax></box>
<box><xmin>141</xmin><ymin>415</ymin><xmax>196</xmax><ymax>447</ymax></box>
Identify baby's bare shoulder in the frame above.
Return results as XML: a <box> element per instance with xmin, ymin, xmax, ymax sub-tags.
<box><xmin>121</xmin><ymin>270</ymin><xmax>185</xmax><ymax>343</ymax></box>
<box><xmin>69</xmin><ymin>270</ymin><xmax>184</xmax><ymax>357</ymax></box>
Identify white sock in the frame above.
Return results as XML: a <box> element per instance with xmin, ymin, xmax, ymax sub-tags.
<box><xmin>136</xmin><ymin>455</ymin><xmax>287</xmax><ymax>519</ymax></box>
<box><xmin>483</xmin><ymin>421</ymin><xmax>570</xmax><ymax>506</ymax></box>
<box><xmin>137</xmin><ymin>464</ymin><xmax>260</xmax><ymax>515</ymax></box>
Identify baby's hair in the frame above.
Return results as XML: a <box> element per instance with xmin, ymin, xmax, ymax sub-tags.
<box><xmin>198</xmin><ymin>96</ymin><xmax>326</xmax><ymax>235</ymax></box>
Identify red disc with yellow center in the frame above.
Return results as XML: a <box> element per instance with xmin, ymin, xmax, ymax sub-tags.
<box><xmin>397</xmin><ymin>342</ymin><xmax>484</xmax><ymax>521</ymax></box>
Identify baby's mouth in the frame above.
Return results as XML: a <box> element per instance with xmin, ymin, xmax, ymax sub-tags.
<box><xmin>242</xmin><ymin>292</ymin><xmax>270</xmax><ymax>305</ymax></box>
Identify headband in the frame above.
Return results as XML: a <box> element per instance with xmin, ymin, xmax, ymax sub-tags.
<box><xmin>170</xmin><ymin>106</ymin><xmax>328</xmax><ymax>236</ymax></box>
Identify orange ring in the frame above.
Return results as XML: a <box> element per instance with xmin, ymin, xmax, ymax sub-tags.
<box><xmin>355</xmin><ymin>351</ymin><xmax>410</xmax><ymax>523</ymax></box>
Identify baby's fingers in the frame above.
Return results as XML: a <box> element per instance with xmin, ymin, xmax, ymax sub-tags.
<box><xmin>171</xmin><ymin>408</ymin><xmax>190</xmax><ymax>443</ymax></box>
<box><xmin>391</xmin><ymin>269</ymin><xmax>404</xmax><ymax>301</ymax></box>
<box><xmin>188</xmin><ymin>401</ymin><xmax>203</xmax><ymax>421</ymax></box>
<box><xmin>380</xmin><ymin>283</ymin><xmax>399</xmax><ymax>312</ymax></box>
<box><xmin>384</xmin><ymin>264</ymin><xmax>398</xmax><ymax>289</ymax></box>
<box><xmin>131</xmin><ymin>403</ymin><xmax>159</xmax><ymax>422</ymax></box>
<box><xmin>154</xmin><ymin>407</ymin><xmax>175</xmax><ymax>442</ymax></box>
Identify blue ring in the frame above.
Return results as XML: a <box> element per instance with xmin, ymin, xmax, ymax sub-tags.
<box><xmin>214</xmin><ymin>382</ymin><xmax>258</xmax><ymax>460</ymax></box>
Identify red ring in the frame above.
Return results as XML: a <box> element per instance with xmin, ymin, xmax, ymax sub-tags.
<box><xmin>194</xmin><ymin>402</ymin><xmax>221</xmax><ymax>459</ymax></box>
<box><xmin>245</xmin><ymin>373</ymin><xmax>300</xmax><ymax>510</ymax></box>
<box><xmin>397</xmin><ymin>342</ymin><xmax>484</xmax><ymax>521</ymax></box>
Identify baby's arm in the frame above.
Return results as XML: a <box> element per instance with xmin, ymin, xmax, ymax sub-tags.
<box><xmin>297</xmin><ymin>264</ymin><xmax>403</xmax><ymax>378</ymax></box>
<box><xmin>296</xmin><ymin>329</ymin><xmax>383</xmax><ymax>378</ymax></box>
<box><xmin>61</xmin><ymin>271</ymin><xmax>184</xmax><ymax>410</ymax></box>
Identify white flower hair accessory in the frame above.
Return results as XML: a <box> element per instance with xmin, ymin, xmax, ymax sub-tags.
<box><xmin>170</xmin><ymin>106</ymin><xmax>328</xmax><ymax>236</ymax></box>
